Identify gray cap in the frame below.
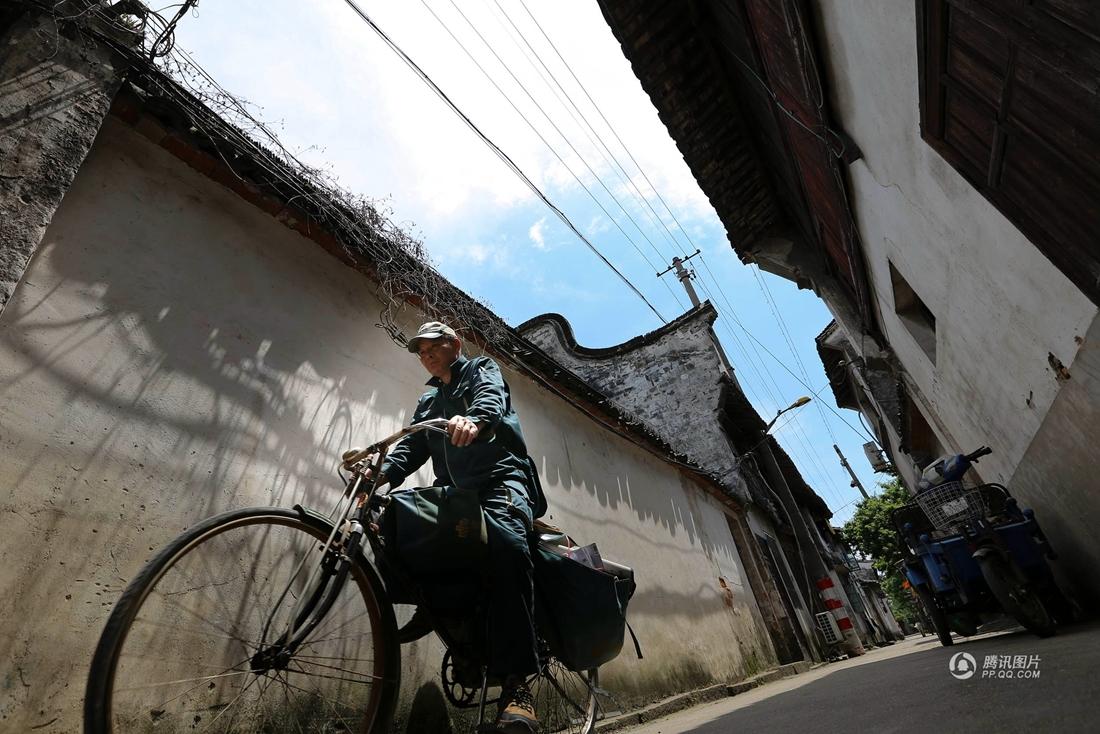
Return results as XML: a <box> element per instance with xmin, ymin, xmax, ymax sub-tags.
<box><xmin>406</xmin><ymin>321</ymin><xmax>458</xmax><ymax>353</ymax></box>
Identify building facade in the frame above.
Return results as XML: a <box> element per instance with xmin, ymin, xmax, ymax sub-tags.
<box><xmin>600</xmin><ymin>0</ymin><xmax>1100</xmax><ymax>609</ymax></box>
<box><xmin>521</xmin><ymin>307</ymin><xmax>823</xmax><ymax>664</ymax></box>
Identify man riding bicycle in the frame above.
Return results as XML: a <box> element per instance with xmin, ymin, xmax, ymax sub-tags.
<box><xmin>368</xmin><ymin>321</ymin><xmax>546</xmax><ymax>733</ymax></box>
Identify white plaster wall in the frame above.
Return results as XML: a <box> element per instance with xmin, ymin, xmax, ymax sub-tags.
<box><xmin>0</xmin><ymin>119</ymin><xmax>772</xmax><ymax>732</ymax></box>
<box><xmin>813</xmin><ymin>0</ymin><xmax>1098</xmax><ymax>484</ymax></box>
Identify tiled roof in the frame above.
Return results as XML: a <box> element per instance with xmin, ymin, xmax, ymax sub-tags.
<box><xmin>599</xmin><ymin>0</ymin><xmax>779</xmax><ymax>250</ymax></box>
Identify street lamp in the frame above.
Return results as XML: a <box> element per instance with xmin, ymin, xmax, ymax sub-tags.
<box><xmin>764</xmin><ymin>396</ymin><xmax>812</xmax><ymax>432</ymax></box>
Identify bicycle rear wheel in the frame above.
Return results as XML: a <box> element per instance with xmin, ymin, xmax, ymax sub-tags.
<box><xmin>85</xmin><ymin>506</ymin><xmax>399</xmax><ymax>733</ymax></box>
<box><xmin>531</xmin><ymin>663</ymin><xmax>600</xmax><ymax>734</ymax></box>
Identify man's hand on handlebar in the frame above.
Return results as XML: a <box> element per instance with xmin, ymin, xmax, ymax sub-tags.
<box><xmin>447</xmin><ymin>415</ymin><xmax>479</xmax><ymax>447</ymax></box>
<box><xmin>346</xmin><ymin>464</ymin><xmax>389</xmax><ymax>498</ymax></box>
<box><xmin>362</xmin><ymin>464</ymin><xmax>388</xmax><ymax>487</ymax></box>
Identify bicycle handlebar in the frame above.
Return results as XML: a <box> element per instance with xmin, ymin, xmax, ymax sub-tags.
<box><xmin>340</xmin><ymin>418</ymin><xmax>451</xmax><ymax>469</ymax></box>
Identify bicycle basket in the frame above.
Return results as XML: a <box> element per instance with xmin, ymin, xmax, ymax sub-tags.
<box><xmin>915</xmin><ymin>481</ymin><xmax>989</xmax><ymax>530</ymax></box>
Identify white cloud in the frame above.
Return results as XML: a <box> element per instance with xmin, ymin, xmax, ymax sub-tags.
<box><xmin>174</xmin><ymin>0</ymin><xmax>719</xmax><ymax>233</ymax></box>
<box><xmin>586</xmin><ymin>215</ymin><xmax>610</xmax><ymax>236</ymax></box>
<box><xmin>435</xmin><ymin>240</ymin><xmax>519</xmax><ymax>277</ymax></box>
<box><xmin>462</xmin><ymin>243</ymin><xmax>491</xmax><ymax>264</ymax></box>
<box><xmin>528</xmin><ymin>217</ymin><xmax>547</xmax><ymax>249</ymax></box>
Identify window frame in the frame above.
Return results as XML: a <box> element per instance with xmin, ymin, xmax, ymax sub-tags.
<box><xmin>915</xmin><ymin>0</ymin><xmax>1100</xmax><ymax>305</ymax></box>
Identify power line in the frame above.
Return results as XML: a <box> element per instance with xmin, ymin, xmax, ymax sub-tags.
<box><xmin>419</xmin><ymin>0</ymin><xmax>687</xmax><ymax>312</ymax></box>
<box><xmin>699</xmin><ymin>260</ymin><xmax>876</xmax><ymax>444</ymax></box>
<box><xmin>495</xmin><ymin>2</ymin><xmax>868</xmax><ymax>505</ymax></box>
<box><xmin>691</xmin><ymin>272</ymin><xmax>844</xmax><ymax>503</ymax></box>
<box><xmin>492</xmin><ymin>0</ymin><xmax>687</xmax><ymax>262</ymax></box>
<box><xmin>436</xmin><ymin>0</ymin><xmax>673</xmax><ymax>273</ymax></box>
<box><xmin>690</xmin><ymin>277</ymin><xmax>774</xmax><ymax>410</ymax></box>
<box><xmin>745</xmin><ymin>263</ymin><xmax>849</xmax><ymax>496</ymax></box>
<box><xmin>693</xmin><ymin>257</ymin><xmax>859</xmax><ymax>504</ymax></box>
<box><xmin>441</xmin><ymin>0</ymin><xmax>690</xmax><ymax>312</ymax></box>
<box><xmin>518</xmin><ymin>0</ymin><xmax>699</xmax><ymax>259</ymax></box>
<box><xmin>507</xmin><ymin>0</ymin><xmax>856</xmax><ymax>471</ymax></box>
<box><xmin>338</xmin><ymin>0</ymin><xmax>667</xmax><ymax>323</ymax></box>
<box><xmin>751</xmin><ymin>264</ymin><xmax>841</xmax><ymax>445</ymax></box>
<box><xmin>345</xmin><ymin>0</ymin><xmax>868</xmax><ymax>504</ymax></box>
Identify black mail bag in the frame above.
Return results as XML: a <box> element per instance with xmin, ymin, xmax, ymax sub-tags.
<box><xmin>532</xmin><ymin>546</ymin><xmax>637</xmax><ymax>672</ymax></box>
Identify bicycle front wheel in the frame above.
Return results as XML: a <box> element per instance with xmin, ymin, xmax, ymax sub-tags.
<box><xmin>85</xmin><ymin>506</ymin><xmax>400</xmax><ymax>733</ymax></box>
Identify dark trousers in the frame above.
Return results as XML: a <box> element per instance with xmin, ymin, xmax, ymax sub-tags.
<box><xmin>480</xmin><ymin>482</ymin><xmax>539</xmax><ymax>678</ymax></box>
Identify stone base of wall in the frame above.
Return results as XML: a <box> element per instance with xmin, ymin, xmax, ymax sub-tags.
<box><xmin>595</xmin><ymin>661</ymin><xmax>814</xmax><ymax>732</ymax></box>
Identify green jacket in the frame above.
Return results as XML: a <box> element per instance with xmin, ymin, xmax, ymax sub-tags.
<box><xmin>381</xmin><ymin>355</ymin><xmax>547</xmax><ymax>517</ymax></box>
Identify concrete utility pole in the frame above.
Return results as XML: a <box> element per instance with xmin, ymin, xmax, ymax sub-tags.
<box><xmin>755</xmin><ymin>438</ymin><xmax>864</xmax><ymax>658</ymax></box>
<box><xmin>660</xmin><ymin>249</ymin><xmax>737</xmax><ymax>381</ymax></box>
<box><xmin>833</xmin><ymin>443</ymin><xmax>869</xmax><ymax>499</ymax></box>
<box><xmin>758</xmin><ymin>402</ymin><xmax>865</xmax><ymax>658</ymax></box>
<box><xmin>657</xmin><ymin>249</ymin><xmax>702</xmax><ymax>307</ymax></box>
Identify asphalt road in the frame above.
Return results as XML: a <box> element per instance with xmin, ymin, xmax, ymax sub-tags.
<box><xmin>622</xmin><ymin>621</ymin><xmax>1100</xmax><ymax>734</ymax></box>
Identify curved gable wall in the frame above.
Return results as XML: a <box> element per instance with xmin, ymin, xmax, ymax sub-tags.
<box><xmin>520</xmin><ymin>306</ymin><xmax>752</xmax><ymax>505</ymax></box>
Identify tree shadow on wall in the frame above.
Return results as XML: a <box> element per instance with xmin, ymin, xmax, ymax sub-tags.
<box><xmin>0</xmin><ymin>127</ymin><xmax>418</xmax><ymax>677</ymax></box>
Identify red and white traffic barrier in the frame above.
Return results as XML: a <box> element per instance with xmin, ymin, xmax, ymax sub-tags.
<box><xmin>817</xmin><ymin>575</ymin><xmax>865</xmax><ymax>656</ymax></box>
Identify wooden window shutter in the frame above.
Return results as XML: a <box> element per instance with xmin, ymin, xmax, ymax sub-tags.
<box><xmin>918</xmin><ymin>0</ymin><xmax>1100</xmax><ymax>304</ymax></box>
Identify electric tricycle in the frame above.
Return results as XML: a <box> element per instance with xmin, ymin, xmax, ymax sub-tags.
<box><xmin>893</xmin><ymin>446</ymin><xmax>1070</xmax><ymax>646</ymax></box>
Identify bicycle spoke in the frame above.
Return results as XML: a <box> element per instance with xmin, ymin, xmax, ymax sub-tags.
<box><xmin>290</xmin><ymin>657</ymin><xmax>384</xmax><ymax>683</ymax></box>
<box><xmin>165</xmin><ymin>538</ymin><xmax>255</xmax><ymax>643</ymax></box>
<box><xmin>531</xmin><ymin>664</ymin><xmax>598</xmax><ymax>734</ymax></box>
<box><xmin>543</xmin><ymin>672</ymin><xmax>589</xmax><ymax>717</ymax></box>
<box><xmin>298</xmin><ymin>602</ymin><xmax>373</xmax><ymax>646</ymax></box>
<box><xmin>131</xmin><ymin>615</ymin><xmax>255</xmax><ymax>646</ymax></box>
<box><xmin>293</xmin><ymin>653</ymin><xmax>377</xmax><ymax>664</ymax></box>
<box><xmin>148</xmin><ymin>588</ymin><xmax>253</xmax><ymax>646</ymax></box>
<box><xmin>116</xmin><ymin>653</ymin><xmax>250</xmax><ymax>672</ymax></box>
<box><xmin>197</xmin><ymin>672</ymin><xmax>261</xmax><ymax>734</ymax></box>
<box><xmin>114</xmin><ymin>667</ymin><xmax>254</xmax><ymax>692</ymax></box>
<box><xmin>275</xmin><ymin>670</ymin><xmax>309</xmax><ymax>734</ymax></box>
<box><xmin>253</xmin><ymin>670</ymin><xmax>280</xmax><ymax>733</ymax></box>
<box><xmin>279</xmin><ymin>668</ymin><xmax>360</xmax><ymax>731</ymax></box>
<box><xmin>298</xmin><ymin>613</ymin><xmax>375</xmax><ymax>649</ymax></box>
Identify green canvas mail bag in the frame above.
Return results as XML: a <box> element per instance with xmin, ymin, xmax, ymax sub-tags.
<box><xmin>383</xmin><ymin>485</ymin><xmax>488</xmax><ymax>578</ymax></box>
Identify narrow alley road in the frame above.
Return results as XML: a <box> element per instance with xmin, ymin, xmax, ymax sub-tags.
<box><xmin>620</xmin><ymin>621</ymin><xmax>1100</xmax><ymax>734</ymax></box>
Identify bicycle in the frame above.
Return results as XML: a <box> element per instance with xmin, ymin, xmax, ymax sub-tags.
<box><xmin>85</xmin><ymin>418</ymin><xmax>613</xmax><ymax>733</ymax></box>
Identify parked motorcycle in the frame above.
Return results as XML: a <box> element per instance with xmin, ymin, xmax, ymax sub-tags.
<box><xmin>893</xmin><ymin>447</ymin><xmax>1070</xmax><ymax>645</ymax></box>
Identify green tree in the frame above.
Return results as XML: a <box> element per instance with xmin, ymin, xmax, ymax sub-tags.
<box><xmin>843</xmin><ymin>479</ymin><xmax>922</xmax><ymax>624</ymax></box>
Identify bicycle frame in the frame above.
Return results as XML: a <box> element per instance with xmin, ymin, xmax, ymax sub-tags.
<box><xmin>250</xmin><ymin>419</ymin><xmax>451</xmax><ymax>673</ymax></box>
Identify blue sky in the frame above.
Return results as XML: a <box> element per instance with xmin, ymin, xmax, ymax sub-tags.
<box><xmin>173</xmin><ymin>0</ymin><xmax>888</xmax><ymax>522</ymax></box>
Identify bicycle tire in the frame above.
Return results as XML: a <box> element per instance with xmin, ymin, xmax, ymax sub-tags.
<box><xmin>531</xmin><ymin>663</ymin><xmax>600</xmax><ymax>734</ymax></box>
<box><xmin>84</xmin><ymin>506</ymin><xmax>400</xmax><ymax>733</ymax></box>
